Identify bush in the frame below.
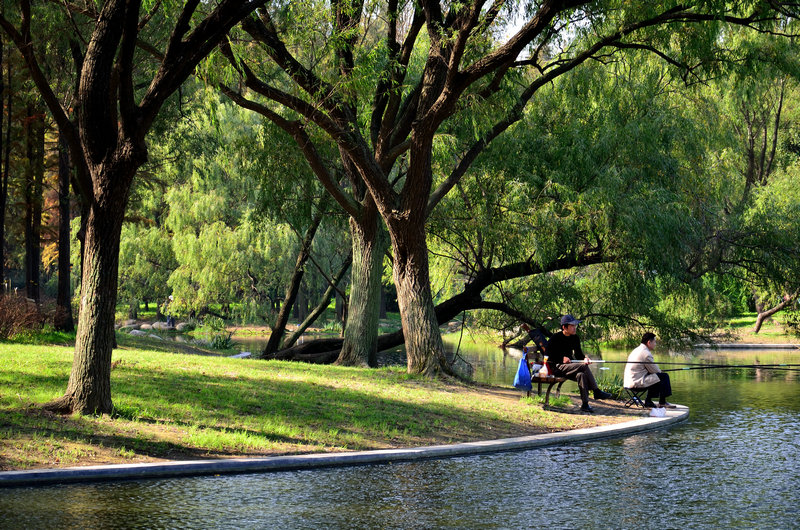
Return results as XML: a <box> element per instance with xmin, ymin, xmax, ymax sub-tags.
<box><xmin>0</xmin><ymin>295</ymin><xmax>45</xmax><ymax>340</ymax></box>
<box><xmin>596</xmin><ymin>373</ymin><xmax>624</xmax><ymax>399</ymax></box>
<box><xmin>209</xmin><ymin>332</ymin><xmax>234</xmax><ymax>350</ymax></box>
<box><xmin>202</xmin><ymin>316</ymin><xmax>226</xmax><ymax>333</ymax></box>
<box><xmin>784</xmin><ymin>306</ymin><xmax>800</xmax><ymax>337</ymax></box>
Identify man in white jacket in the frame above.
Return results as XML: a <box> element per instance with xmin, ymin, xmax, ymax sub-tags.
<box><xmin>623</xmin><ymin>333</ymin><xmax>675</xmax><ymax>409</ymax></box>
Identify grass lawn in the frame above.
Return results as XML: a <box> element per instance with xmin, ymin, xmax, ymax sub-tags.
<box><xmin>0</xmin><ymin>337</ymin><xmax>638</xmax><ymax>471</ymax></box>
<box><xmin>714</xmin><ymin>312</ymin><xmax>799</xmax><ymax>343</ymax></box>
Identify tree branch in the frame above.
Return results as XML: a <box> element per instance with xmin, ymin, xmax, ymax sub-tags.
<box><xmin>218</xmin><ymin>83</ymin><xmax>361</xmax><ymax>220</ymax></box>
<box><xmin>139</xmin><ymin>0</ymin><xmax>269</xmax><ymax>130</ymax></box>
<box><xmin>0</xmin><ymin>3</ymin><xmax>91</xmax><ymax>198</ymax></box>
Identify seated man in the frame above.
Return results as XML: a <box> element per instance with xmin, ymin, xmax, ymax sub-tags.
<box><xmin>527</xmin><ymin>315</ymin><xmax>611</xmax><ymax>413</ymax></box>
<box><xmin>623</xmin><ymin>332</ymin><xmax>675</xmax><ymax>409</ymax></box>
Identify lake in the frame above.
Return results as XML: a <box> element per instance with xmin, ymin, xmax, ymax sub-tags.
<box><xmin>1</xmin><ymin>339</ymin><xmax>798</xmax><ymax>528</ymax></box>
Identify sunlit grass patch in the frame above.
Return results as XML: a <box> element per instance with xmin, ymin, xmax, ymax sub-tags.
<box><xmin>1</xmin><ymin>341</ymin><xmax>638</xmax><ymax>470</ymax></box>
<box><xmin>521</xmin><ymin>394</ymin><xmax>571</xmax><ymax>408</ymax></box>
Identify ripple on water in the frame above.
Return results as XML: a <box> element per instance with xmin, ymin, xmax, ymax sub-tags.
<box><xmin>1</xmin><ymin>363</ymin><xmax>799</xmax><ymax>528</ymax></box>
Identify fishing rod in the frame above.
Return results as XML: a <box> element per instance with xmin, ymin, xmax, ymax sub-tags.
<box><xmin>662</xmin><ymin>365</ymin><xmax>800</xmax><ymax>373</ymax></box>
<box><xmin>566</xmin><ymin>360</ymin><xmax>800</xmax><ymax>368</ymax></box>
<box><xmin>534</xmin><ymin>359</ymin><xmax>800</xmax><ymax>372</ymax></box>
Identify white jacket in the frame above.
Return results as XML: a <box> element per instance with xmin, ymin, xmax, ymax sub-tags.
<box><xmin>623</xmin><ymin>343</ymin><xmax>661</xmax><ymax>389</ymax></box>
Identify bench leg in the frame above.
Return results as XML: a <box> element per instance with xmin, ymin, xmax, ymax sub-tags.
<box><xmin>544</xmin><ymin>382</ymin><xmax>556</xmax><ymax>407</ymax></box>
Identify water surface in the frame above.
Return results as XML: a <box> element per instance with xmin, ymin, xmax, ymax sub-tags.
<box><xmin>1</xmin><ymin>345</ymin><xmax>798</xmax><ymax>528</ymax></box>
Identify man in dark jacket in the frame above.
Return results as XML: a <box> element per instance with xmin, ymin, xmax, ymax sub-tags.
<box><xmin>525</xmin><ymin>315</ymin><xmax>611</xmax><ymax>412</ymax></box>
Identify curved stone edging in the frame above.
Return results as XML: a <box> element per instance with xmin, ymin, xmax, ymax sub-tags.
<box><xmin>0</xmin><ymin>406</ymin><xmax>688</xmax><ymax>488</ymax></box>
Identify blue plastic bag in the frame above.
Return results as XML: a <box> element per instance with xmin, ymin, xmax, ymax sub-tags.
<box><xmin>513</xmin><ymin>348</ymin><xmax>532</xmax><ymax>391</ymax></box>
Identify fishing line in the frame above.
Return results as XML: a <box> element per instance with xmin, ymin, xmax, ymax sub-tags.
<box><xmin>540</xmin><ymin>359</ymin><xmax>800</xmax><ymax>372</ymax></box>
<box><xmin>585</xmin><ymin>360</ymin><xmax>800</xmax><ymax>368</ymax></box>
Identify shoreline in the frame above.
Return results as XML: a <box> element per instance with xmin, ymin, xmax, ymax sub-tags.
<box><xmin>0</xmin><ymin>406</ymin><xmax>688</xmax><ymax>487</ymax></box>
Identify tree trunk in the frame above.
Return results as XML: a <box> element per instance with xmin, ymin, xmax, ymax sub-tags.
<box><xmin>336</xmin><ymin>204</ymin><xmax>387</xmax><ymax>367</ymax></box>
<box><xmin>24</xmin><ymin>106</ymin><xmax>44</xmax><ymax>303</ymax></box>
<box><xmin>282</xmin><ymin>254</ymin><xmax>352</xmax><ymax>349</ymax></box>
<box><xmin>262</xmin><ymin>208</ymin><xmax>324</xmax><ymax>356</ymax></box>
<box><xmin>273</xmin><ymin>252</ymin><xmax>607</xmax><ymax>363</ymax></box>
<box><xmin>54</xmin><ymin>133</ymin><xmax>75</xmax><ymax>331</ymax></box>
<box><xmin>390</xmin><ymin>220</ymin><xmax>448</xmax><ymax>376</ymax></box>
<box><xmin>0</xmin><ymin>35</ymin><xmax>6</xmax><ymax>290</ymax></box>
<box><xmin>44</xmin><ymin>155</ymin><xmax>136</xmax><ymax>414</ymax></box>
<box><xmin>754</xmin><ymin>294</ymin><xmax>796</xmax><ymax>333</ymax></box>
<box><xmin>335</xmin><ymin>291</ymin><xmax>345</xmax><ymax>323</ymax></box>
<box><xmin>45</xmin><ymin>196</ymin><xmax>127</xmax><ymax>414</ymax></box>
<box><xmin>297</xmin><ymin>287</ymin><xmax>308</xmax><ymax>322</ymax></box>
<box><xmin>127</xmin><ymin>299</ymin><xmax>138</xmax><ymax>319</ymax></box>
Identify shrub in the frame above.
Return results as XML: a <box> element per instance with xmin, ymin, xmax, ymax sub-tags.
<box><xmin>0</xmin><ymin>295</ymin><xmax>45</xmax><ymax>340</ymax></box>
<box><xmin>784</xmin><ymin>306</ymin><xmax>800</xmax><ymax>337</ymax></box>
<box><xmin>209</xmin><ymin>332</ymin><xmax>235</xmax><ymax>350</ymax></box>
<box><xmin>597</xmin><ymin>373</ymin><xmax>624</xmax><ymax>399</ymax></box>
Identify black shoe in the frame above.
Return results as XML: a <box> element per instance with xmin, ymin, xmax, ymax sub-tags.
<box><xmin>644</xmin><ymin>400</ymin><xmax>657</xmax><ymax>408</ymax></box>
<box><xmin>593</xmin><ymin>390</ymin><xmax>612</xmax><ymax>400</ymax></box>
<box><xmin>580</xmin><ymin>404</ymin><xmax>594</xmax><ymax>413</ymax></box>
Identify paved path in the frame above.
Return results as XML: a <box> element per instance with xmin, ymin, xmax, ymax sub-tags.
<box><xmin>0</xmin><ymin>406</ymin><xmax>688</xmax><ymax>487</ymax></box>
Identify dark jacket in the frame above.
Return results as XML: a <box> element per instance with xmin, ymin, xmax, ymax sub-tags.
<box><xmin>545</xmin><ymin>331</ymin><xmax>585</xmax><ymax>364</ymax></box>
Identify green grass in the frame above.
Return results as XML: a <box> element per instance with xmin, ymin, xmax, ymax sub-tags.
<box><xmin>521</xmin><ymin>394</ymin><xmax>571</xmax><ymax>407</ymax></box>
<box><xmin>3</xmin><ymin>326</ymin><xmax>76</xmax><ymax>346</ymax></box>
<box><xmin>0</xmin><ymin>338</ymin><xmax>622</xmax><ymax>470</ymax></box>
<box><xmin>717</xmin><ymin>312</ymin><xmax>797</xmax><ymax>342</ymax></box>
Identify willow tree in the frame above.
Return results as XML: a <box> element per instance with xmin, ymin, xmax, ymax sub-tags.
<box><xmin>0</xmin><ymin>0</ymin><xmax>267</xmax><ymax>414</ymax></box>
<box><xmin>222</xmin><ymin>1</ymin><xmax>798</xmax><ymax>376</ymax></box>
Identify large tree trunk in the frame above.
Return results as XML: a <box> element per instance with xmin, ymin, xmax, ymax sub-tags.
<box><xmin>46</xmin><ymin>206</ymin><xmax>124</xmax><ymax>414</ymax></box>
<box><xmin>336</xmin><ymin>203</ymin><xmax>387</xmax><ymax>367</ymax></box>
<box><xmin>390</xmin><ymin>219</ymin><xmax>448</xmax><ymax>376</ymax></box>
<box><xmin>54</xmin><ymin>133</ymin><xmax>74</xmax><ymax>331</ymax></box>
<box><xmin>44</xmin><ymin>164</ymin><xmax>135</xmax><ymax>415</ymax></box>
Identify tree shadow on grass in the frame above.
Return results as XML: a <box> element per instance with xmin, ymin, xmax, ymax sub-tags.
<box><xmin>2</xmin><ymin>359</ymin><xmax>563</xmax><ymax>470</ymax></box>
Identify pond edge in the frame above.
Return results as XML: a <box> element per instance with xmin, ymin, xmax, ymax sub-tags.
<box><xmin>0</xmin><ymin>406</ymin><xmax>688</xmax><ymax>488</ymax></box>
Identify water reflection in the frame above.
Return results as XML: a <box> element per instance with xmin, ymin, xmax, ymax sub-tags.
<box><xmin>2</xmin><ymin>344</ymin><xmax>799</xmax><ymax>528</ymax></box>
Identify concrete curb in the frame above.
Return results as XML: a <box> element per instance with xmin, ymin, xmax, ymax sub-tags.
<box><xmin>0</xmin><ymin>406</ymin><xmax>688</xmax><ymax>488</ymax></box>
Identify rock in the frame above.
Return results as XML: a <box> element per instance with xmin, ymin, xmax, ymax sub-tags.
<box><xmin>129</xmin><ymin>329</ymin><xmax>147</xmax><ymax>336</ymax></box>
<box><xmin>148</xmin><ymin>334</ymin><xmax>163</xmax><ymax>340</ymax></box>
<box><xmin>139</xmin><ymin>323</ymin><xmax>153</xmax><ymax>330</ymax></box>
<box><xmin>152</xmin><ymin>322</ymin><xmax>172</xmax><ymax>330</ymax></box>
<box><xmin>123</xmin><ymin>319</ymin><xmax>138</xmax><ymax>326</ymax></box>
<box><xmin>229</xmin><ymin>351</ymin><xmax>252</xmax><ymax>358</ymax></box>
<box><xmin>120</xmin><ymin>324</ymin><xmax>140</xmax><ymax>331</ymax></box>
<box><xmin>176</xmin><ymin>322</ymin><xmax>195</xmax><ymax>332</ymax></box>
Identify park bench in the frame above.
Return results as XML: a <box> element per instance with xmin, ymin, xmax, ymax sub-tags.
<box><xmin>528</xmin><ymin>374</ymin><xmax>567</xmax><ymax>406</ymax></box>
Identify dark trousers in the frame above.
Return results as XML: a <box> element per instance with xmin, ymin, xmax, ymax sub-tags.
<box><xmin>553</xmin><ymin>363</ymin><xmax>600</xmax><ymax>405</ymax></box>
<box><xmin>645</xmin><ymin>372</ymin><xmax>672</xmax><ymax>403</ymax></box>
